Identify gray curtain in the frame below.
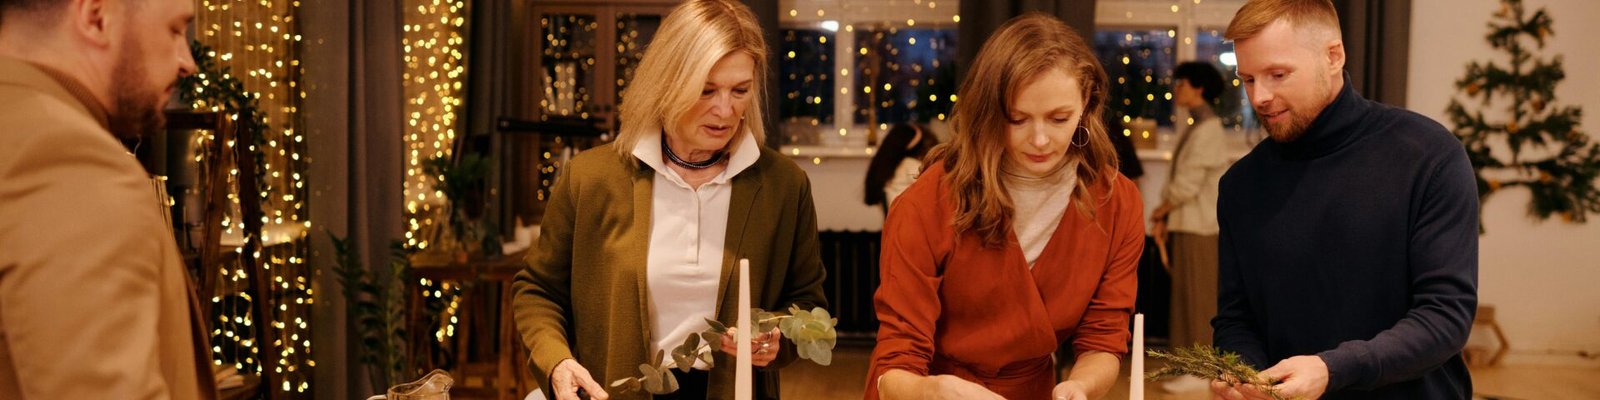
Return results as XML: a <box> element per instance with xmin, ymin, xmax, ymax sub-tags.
<box><xmin>742</xmin><ymin>0</ymin><xmax>783</xmax><ymax>149</ymax></box>
<box><xmin>303</xmin><ymin>0</ymin><xmax>406</xmax><ymax>398</ymax></box>
<box><xmin>957</xmin><ymin>0</ymin><xmax>1097</xmax><ymax>79</ymax></box>
<box><xmin>1334</xmin><ymin>0</ymin><xmax>1411</xmax><ymax>107</ymax></box>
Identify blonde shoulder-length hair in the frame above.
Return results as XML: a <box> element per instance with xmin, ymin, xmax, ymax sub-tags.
<box><xmin>927</xmin><ymin>12</ymin><xmax>1118</xmax><ymax>248</ymax></box>
<box><xmin>611</xmin><ymin>0</ymin><xmax>769</xmax><ymax>159</ymax></box>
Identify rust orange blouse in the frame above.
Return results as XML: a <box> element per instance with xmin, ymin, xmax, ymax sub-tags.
<box><xmin>865</xmin><ymin>163</ymin><xmax>1143</xmax><ymax>399</ymax></box>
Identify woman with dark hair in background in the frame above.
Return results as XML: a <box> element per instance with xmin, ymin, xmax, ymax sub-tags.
<box><xmin>864</xmin><ymin>124</ymin><xmax>939</xmax><ymax>214</ymax></box>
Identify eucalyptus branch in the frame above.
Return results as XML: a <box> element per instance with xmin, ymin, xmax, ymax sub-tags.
<box><xmin>609</xmin><ymin>305</ymin><xmax>839</xmax><ymax>395</ymax></box>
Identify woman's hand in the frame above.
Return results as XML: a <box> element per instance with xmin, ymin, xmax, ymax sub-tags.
<box><xmin>878</xmin><ymin>370</ymin><xmax>1005</xmax><ymax>400</ymax></box>
<box><xmin>719</xmin><ymin>327</ymin><xmax>782</xmax><ymax>367</ymax></box>
<box><xmin>1051</xmin><ymin>380</ymin><xmax>1089</xmax><ymax>400</ymax></box>
<box><xmin>550</xmin><ymin>358</ymin><xmax>608</xmax><ymax>400</ymax></box>
<box><xmin>930</xmin><ymin>375</ymin><xmax>1007</xmax><ymax>400</ymax></box>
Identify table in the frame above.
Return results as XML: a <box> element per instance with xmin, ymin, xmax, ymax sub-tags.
<box><xmin>407</xmin><ymin>250</ymin><xmax>533</xmax><ymax>400</ymax></box>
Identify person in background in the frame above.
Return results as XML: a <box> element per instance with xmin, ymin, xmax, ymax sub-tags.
<box><xmin>866</xmin><ymin>13</ymin><xmax>1142</xmax><ymax>400</ymax></box>
<box><xmin>1105</xmin><ymin>112</ymin><xmax>1146</xmax><ymax>182</ymax></box>
<box><xmin>0</xmin><ymin>0</ymin><xmax>218</xmax><ymax>398</ymax></box>
<box><xmin>511</xmin><ymin>1</ymin><xmax>828</xmax><ymax>399</ymax></box>
<box><xmin>1149</xmin><ymin>61</ymin><xmax>1230</xmax><ymax>393</ymax></box>
<box><xmin>1211</xmin><ymin>0</ymin><xmax>1478</xmax><ymax>399</ymax></box>
<box><xmin>864</xmin><ymin>123</ymin><xmax>939</xmax><ymax>215</ymax></box>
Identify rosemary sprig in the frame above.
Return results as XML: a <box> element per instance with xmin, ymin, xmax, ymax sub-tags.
<box><xmin>1146</xmin><ymin>345</ymin><xmax>1294</xmax><ymax>400</ymax></box>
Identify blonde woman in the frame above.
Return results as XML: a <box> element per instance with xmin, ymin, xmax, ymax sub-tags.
<box><xmin>512</xmin><ymin>1</ymin><xmax>827</xmax><ymax>399</ymax></box>
<box><xmin>866</xmin><ymin>13</ymin><xmax>1143</xmax><ymax>400</ymax></box>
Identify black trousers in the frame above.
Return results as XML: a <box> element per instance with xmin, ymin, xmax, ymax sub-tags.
<box><xmin>651</xmin><ymin>369</ymin><xmax>710</xmax><ymax>399</ymax></box>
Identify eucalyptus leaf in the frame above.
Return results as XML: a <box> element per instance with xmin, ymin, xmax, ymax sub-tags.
<box><xmin>671</xmin><ymin>334</ymin><xmax>702</xmax><ymax>373</ymax></box>
<box><xmin>755</xmin><ymin>309</ymin><xmax>779</xmax><ymax>333</ymax></box>
<box><xmin>800</xmin><ymin>338</ymin><xmax>834</xmax><ymax>365</ymax></box>
<box><xmin>704</xmin><ymin>318</ymin><xmax>728</xmax><ymax>334</ymax></box>
<box><xmin>699</xmin><ymin>348</ymin><xmax>715</xmax><ymax>367</ymax></box>
<box><xmin>609</xmin><ymin>377</ymin><xmax>640</xmax><ymax>392</ymax></box>
<box><xmin>639</xmin><ymin>363</ymin><xmax>679</xmax><ymax>394</ymax></box>
<box><xmin>699</xmin><ymin>331</ymin><xmax>723</xmax><ymax>349</ymax></box>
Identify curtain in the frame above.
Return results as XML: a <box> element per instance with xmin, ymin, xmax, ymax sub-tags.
<box><xmin>957</xmin><ymin>0</ymin><xmax>1097</xmax><ymax>78</ymax></box>
<box><xmin>1335</xmin><ymin>0</ymin><xmax>1412</xmax><ymax>107</ymax></box>
<box><xmin>303</xmin><ymin>0</ymin><xmax>406</xmax><ymax>397</ymax></box>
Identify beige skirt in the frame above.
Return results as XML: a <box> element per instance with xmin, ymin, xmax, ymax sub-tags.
<box><xmin>1168</xmin><ymin>232</ymin><xmax>1218</xmax><ymax>347</ymax></box>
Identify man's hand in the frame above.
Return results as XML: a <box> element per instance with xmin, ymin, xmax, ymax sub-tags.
<box><xmin>1261</xmin><ymin>355</ymin><xmax>1329</xmax><ymax>399</ymax></box>
<box><xmin>551</xmin><ymin>359</ymin><xmax>608</xmax><ymax>400</ymax></box>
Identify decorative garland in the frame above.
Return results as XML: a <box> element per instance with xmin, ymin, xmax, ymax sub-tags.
<box><xmin>1446</xmin><ymin>0</ymin><xmax>1600</xmax><ymax>229</ymax></box>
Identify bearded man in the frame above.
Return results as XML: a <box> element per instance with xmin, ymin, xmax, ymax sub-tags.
<box><xmin>0</xmin><ymin>0</ymin><xmax>218</xmax><ymax>397</ymax></box>
<box><xmin>1210</xmin><ymin>1</ymin><xmax>1479</xmax><ymax>399</ymax></box>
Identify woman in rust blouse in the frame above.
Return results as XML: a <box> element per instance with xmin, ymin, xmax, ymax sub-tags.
<box><xmin>866</xmin><ymin>13</ymin><xmax>1143</xmax><ymax>400</ymax></box>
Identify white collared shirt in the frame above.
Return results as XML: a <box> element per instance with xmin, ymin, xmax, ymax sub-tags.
<box><xmin>632</xmin><ymin>132</ymin><xmax>760</xmax><ymax>370</ymax></box>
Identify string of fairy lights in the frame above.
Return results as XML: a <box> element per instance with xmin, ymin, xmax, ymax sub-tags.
<box><xmin>403</xmin><ymin>0</ymin><xmax>468</xmax><ymax>251</ymax></box>
<box><xmin>1100</xmin><ymin>0</ymin><xmax>1252</xmax><ymax>141</ymax></box>
<box><xmin>402</xmin><ymin>0</ymin><xmax>469</xmax><ymax>347</ymax></box>
<box><xmin>774</xmin><ymin>0</ymin><xmax>958</xmax><ymax>164</ymax></box>
<box><xmin>193</xmin><ymin>0</ymin><xmax>313</xmax><ymax>395</ymax></box>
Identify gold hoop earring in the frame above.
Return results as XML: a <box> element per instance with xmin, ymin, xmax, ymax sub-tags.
<box><xmin>1071</xmin><ymin>126</ymin><xmax>1090</xmax><ymax>148</ymax></box>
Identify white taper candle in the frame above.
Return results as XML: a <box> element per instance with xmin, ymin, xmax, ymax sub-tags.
<box><xmin>735</xmin><ymin>259</ymin><xmax>753</xmax><ymax>399</ymax></box>
<box><xmin>1131</xmin><ymin>313</ymin><xmax>1145</xmax><ymax>400</ymax></box>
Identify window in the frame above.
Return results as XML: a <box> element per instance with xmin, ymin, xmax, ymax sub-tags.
<box><xmin>779</xmin><ymin>29</ymin><xmax>836</xmax><ymax>126</ymax></box>
<box><xmin>777</xmin><ymin>1</ymin><xmax>960</xmax><ymax>147</ymax></box>
<box><xmin>852</xmin><ymin>27</ymin><xmax>957</xmax><ymax>127</ymax></box>
<box><xmin>1194</xmin><ymin>28</ymin><xmax>1254</xmax><ymax>130</ymax></box>
<box><xmin>1094</xmin><ymin>28</ymin><xmax>1178</xmax><ymax>129</ymax></box>
<box><xmin>1094</xmin><ymin>0</ymin><xmax>1254</xmax><ymax>135</ymax></box>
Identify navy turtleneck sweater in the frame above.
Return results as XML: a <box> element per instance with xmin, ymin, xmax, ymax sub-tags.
<box><xmin>1212</xmin><ymin>73</ymin><xmax>1478</xmax><ymax>399</ymax></box>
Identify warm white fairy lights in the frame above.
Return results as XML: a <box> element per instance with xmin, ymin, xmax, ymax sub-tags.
<box><xmin>403</xmin><ymin>0</ymin><xmax>468</xmax><ymax>251</ymax></box>
<box><xmin>194</xmin><ymin>0</ymin><xmax>312</xmax><ymax>395</ymax></box>
<box><xmin>403</xmin><ymin>0</ymin><xmax>468</xmax><ymax>347</ymax></box>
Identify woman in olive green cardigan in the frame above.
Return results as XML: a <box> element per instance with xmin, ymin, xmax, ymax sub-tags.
<box><xmin>512</xmin><ymin>1</ymin><xmax>827</xmax><ymax>399</ymax></box>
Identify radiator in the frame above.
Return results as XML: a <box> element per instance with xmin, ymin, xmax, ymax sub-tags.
<box><xmin>818</xmin><ymin>230</ymin><xmax>882</xmax><ymax>341</ymax></box>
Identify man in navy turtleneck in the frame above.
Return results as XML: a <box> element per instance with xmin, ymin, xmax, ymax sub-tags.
<box><xmin>1208</xmin><ymin>1</ymin><xmax>1479</xmax><ymax>399</ymax></box>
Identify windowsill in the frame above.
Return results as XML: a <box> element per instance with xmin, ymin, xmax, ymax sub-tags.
<box><xmin>780</xmin><ymin>145</ymin><xmax>877</xmax><ymax>159</ymax></box>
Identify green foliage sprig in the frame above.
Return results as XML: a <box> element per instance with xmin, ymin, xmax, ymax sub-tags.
<box><xmin>609</xmin><ymin>305</ymin><xmax>839</xmax><ymax>395</ymax></box>
<box><xmin>330</xmin><ymin>233</ymin><xmax>418</xmax><ymax>391</ymax></box>
<box><xmin>1147</xmin><ymin>345</ymin><xmax>1294</xmax><ymax>400</ymax></box>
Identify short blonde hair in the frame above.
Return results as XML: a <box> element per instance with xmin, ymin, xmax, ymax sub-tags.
<box><xmin>1224</xmin><ymin>0</ymin><xmax>1341</xmax><ymax>42</ymax></box>
<box><xmin>612</xmin><ymin>0</ymin><xmax>768</xmax><ymax>158</ymax></box>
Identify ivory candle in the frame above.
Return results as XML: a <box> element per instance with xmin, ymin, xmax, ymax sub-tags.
<box><xmin>735</xmin><ymin>259</ymin><xmax>753</xmax><ymax>399</ymax></box>
<box><xmin>1131</xmin><ymin>313</ymin><xmax>1144</xmax><ymax>400</ymax></box>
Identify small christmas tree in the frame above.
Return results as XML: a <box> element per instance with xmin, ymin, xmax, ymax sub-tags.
<box><xmin>1446</xmin><ymin>0</ymin><xmax>1600</xmax><ymax>231</ymax></box>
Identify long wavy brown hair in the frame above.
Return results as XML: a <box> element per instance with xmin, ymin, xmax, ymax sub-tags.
<box><xmin>927</xmin><ymin>12</ymin><xmax>1118</xmax><ymax>248</ymax></box>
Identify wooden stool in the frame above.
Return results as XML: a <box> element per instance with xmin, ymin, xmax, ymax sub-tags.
<box><xmin>1464</xmin><ymin>305</ymin><xmax>1509</xmax><ymax>367</ymax></box>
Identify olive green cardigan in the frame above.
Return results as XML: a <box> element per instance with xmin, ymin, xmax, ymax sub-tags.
<box><xmin>512</xmin><ymin>143</ymin><xmax>829</xmax><ymax>399</ymax></box>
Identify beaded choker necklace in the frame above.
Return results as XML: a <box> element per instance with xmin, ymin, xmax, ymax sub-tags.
<box><xmin>661</xmin><ymin>137</ymin><xmax>725</xmax><ymax>169</ymax></box>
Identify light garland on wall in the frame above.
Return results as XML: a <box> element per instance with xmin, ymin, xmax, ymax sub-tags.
<box><xmin>403</xmin><ymin>0</ymin><xmax>468</xmax><ymax>347</ymax></box>
<box><xmin>403</xmin><ymin>0</ymin><xmax>468</xmax><ymax>251</ymax></box>
<box><xmin>193</xmin><ymin>0</ymin><xmax>313</xmax><ymax>395</ymax></box>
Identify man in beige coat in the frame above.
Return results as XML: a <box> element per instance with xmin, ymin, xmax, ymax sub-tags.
<box><xmin>0</xmin><ymin>0</ymin><xmax>218</xmax><ymax>398</ymax></box>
